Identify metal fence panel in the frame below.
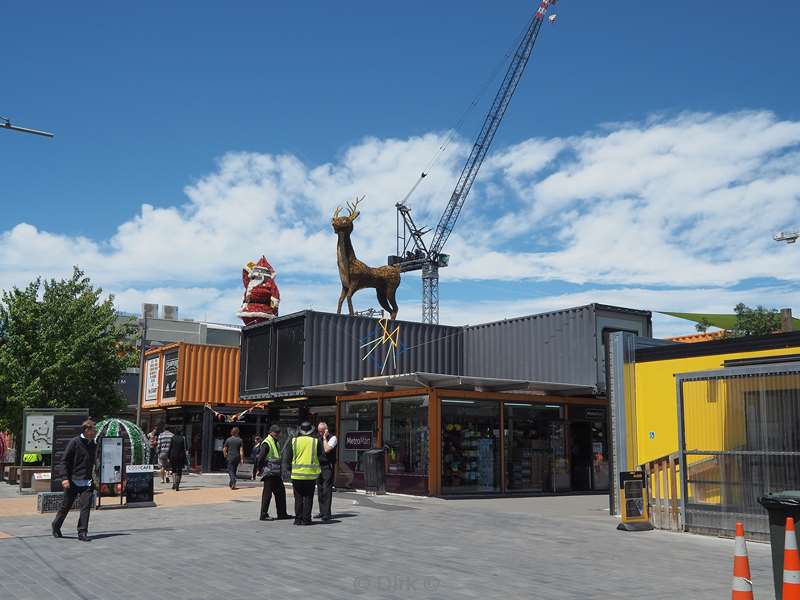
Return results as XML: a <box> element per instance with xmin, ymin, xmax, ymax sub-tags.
<box><xmin>679</xmin><ymin>367</ymin><xmax>800</xmax><ymax>539</ymax></box>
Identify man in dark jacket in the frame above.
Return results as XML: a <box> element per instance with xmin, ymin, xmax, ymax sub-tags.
<box><xmin>52</xmin><ymin>419</ymin><xmax>97</xmax><ymax>541</ymax></box>
<box><xmin>168</xmin><ymin>429</ymin><xmax>187</xmax><ymax>491</ymax></box>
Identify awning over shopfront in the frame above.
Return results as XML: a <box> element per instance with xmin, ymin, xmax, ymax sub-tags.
<box><xmin>304</xmin><ymin>371</ymin><xmax>596</xmax><ymax>396</ymax></box>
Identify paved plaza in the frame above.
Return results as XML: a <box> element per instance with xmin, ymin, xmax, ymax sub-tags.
<box><xmin>0</xmin><ymin>478</ymin><xmax>778</xmax><ymax>599</ymax></box>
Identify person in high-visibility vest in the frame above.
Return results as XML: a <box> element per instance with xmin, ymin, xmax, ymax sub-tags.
<box><xmin>256</xmin><ymin>424</ymin><xmax>292</xmax><ymax>522</ymax></box>
<box><xmin>283</xmin><ymin>421</ymin><xmax>325</xmax><ymax>526</ymax></box>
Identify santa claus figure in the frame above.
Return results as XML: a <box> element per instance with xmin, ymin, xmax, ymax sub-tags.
<box><xmin>237</xmin><ymin>256</ymin><xmax>280</xmax><ymax>326</ymax></box>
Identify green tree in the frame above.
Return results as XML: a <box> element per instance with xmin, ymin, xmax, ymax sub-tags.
<box><xmin>0</xmin><ymin>267</ymin><xmax>137</xmax><ymax>433</ymax></box>
<box><xmin>727</xmin><ymin>303</ymin><xmax>782</xmax><ymax>338</ymax></box>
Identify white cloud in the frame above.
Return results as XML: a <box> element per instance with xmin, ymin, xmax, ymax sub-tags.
<box><xmin>2</xmin><ymin>110</ymin><xmax>800</xmax><ymax>332</ymax></box>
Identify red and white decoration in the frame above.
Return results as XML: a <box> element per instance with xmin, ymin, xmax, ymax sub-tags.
<box><xmin>237</xmin><ymin>255</ymin><xmax>281</xmax><ymax>326</ymax></box>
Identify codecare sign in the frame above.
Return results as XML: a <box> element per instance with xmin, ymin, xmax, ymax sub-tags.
<box><xmin>143</xmin><ymin>356</ymin><xmax>160</xmax><ymax>406</ymax></box>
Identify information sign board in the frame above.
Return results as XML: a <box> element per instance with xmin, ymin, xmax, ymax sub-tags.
<box><xmin>344</xmin><ymin>431</ymin><xmax>373</xmax><ymax>451</ymax></box>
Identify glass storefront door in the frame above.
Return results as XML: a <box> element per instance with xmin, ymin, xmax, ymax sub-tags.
<box><xmin>383</xmin><ymin>395</ymin><xmax>429</xmax><ymax>494</ymax></box>
<box><xmin>441</xmin><ymin>399</ymin><xmax>501</xmax><ymax>494</ymax></box>
<box><xmin>504</xmin><ymin>403</ymin><xmax>560</xmax><ymax>493</ymax></box>
<box><xmin>337</xmin><ymin>400</ymin><xmax>378</xmax><ymax>489</ymax></box>
<box><xmin>569</xmin><ymin>407</ymin><xmax>610</xmax><ymax>492</ymax></box>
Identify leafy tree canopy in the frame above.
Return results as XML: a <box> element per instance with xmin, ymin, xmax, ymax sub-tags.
<box><xmin>727</xmin><ymin>303</ymin><xmax>783</xmax><ymax>338</ymax></box>
<box><xmin>0</xmin><ymin>267</ymin><xmax>137</xmax><ymax>433</ymax></box>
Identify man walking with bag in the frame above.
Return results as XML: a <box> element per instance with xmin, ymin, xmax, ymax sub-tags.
<box><xmin>282</xmin><ymin>421</ymin><xmax>324</xmax><ymax>526</ymax></box>
<box><xmin>51</xmin><ymin>419</ymin><xmax>97</xmax><ymax>542</ymax></box>
<box><xmin>257</xmin><ymin>425</ymin><xmax>291</xmax><ymax>521</ymax></box>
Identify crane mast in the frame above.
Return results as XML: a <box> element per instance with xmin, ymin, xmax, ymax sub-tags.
<box><xmin>389</xmin><ymin>1</ymin><xmax>556</xmax><ymax>323</ymax></box>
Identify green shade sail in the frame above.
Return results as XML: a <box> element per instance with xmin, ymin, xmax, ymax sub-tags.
<box><xmin>660</xmin><ymin>312</ymin><xmax>800</xmax><ymax>331</ymax></box>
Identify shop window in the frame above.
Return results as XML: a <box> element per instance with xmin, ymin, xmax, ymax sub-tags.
<box><xmin>339</xmin><ymin>400</ymin><xmax>378</xmax><ymax>473</ymax></box>
<box><xmin>441</xmin><ymin>399</ymin><xmax>500</xmax><ymax>494</ymax></box>
<box><xmin>504</xmin><ymin>403</ymin><xmax>560</xmax><ymax>493</ymax></box>
<box><xmin>383</xmin><ymin>396</ymin><xmax>429</xmax><ymax>476</ymax></box>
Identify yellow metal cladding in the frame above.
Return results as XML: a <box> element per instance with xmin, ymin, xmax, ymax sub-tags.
<box><xmin>632</xmin><ymin>346</ymin><xmax>800</xmax><ymax>466</ymax></box>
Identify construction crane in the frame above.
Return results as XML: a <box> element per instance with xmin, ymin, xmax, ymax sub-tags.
<box><xmin>388</xmin><ymin>0</ymin><xmax>557</xmax><ymax>323</ymax></box>
<box><xmin>1</xmin><ymin>115</ymin><xmax>54</xmax><ymax>138</ymax></box>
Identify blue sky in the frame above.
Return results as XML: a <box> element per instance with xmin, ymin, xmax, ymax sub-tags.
<box><xmin>2</xmin><ymin>1</ymin><xmax>800</xmax><ymax>336</ymax></box>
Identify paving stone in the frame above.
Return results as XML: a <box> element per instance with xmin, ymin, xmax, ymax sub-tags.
<box><xmin>0</xmin><ymin>490</ymin><xmax>779</xmax><ymax>599</ymax></box>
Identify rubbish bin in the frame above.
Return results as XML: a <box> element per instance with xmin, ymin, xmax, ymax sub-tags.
<box><xmin>759</xmin><ymin>492</ymin><xmax>800</xmax><ymax>600</ymax></box>
<box><xmin>363</xmin><ymin>448</ymin><xmax>386</xmax><ymax>495</ymax></box>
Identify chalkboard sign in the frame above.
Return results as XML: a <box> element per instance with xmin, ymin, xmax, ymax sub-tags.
<box><xmin>163</xmin><ymin>350</ymin><xmax>178</xmax><ymax>399</ymax></box>
<box><xmin>125</xmin><ymin>464</ymin><xmax>154</xmax><ymax>504</ymax></box>
<box><xmin>50</xmin><ymin>412</ymin><xmax>90</xmax><ymax>492</ymax></box>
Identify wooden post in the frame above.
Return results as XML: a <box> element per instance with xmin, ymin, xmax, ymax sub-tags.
<box><xmin>669</xmin><ymin>455</ymin><xmax>680</xmax><ymax>531</ymax></box>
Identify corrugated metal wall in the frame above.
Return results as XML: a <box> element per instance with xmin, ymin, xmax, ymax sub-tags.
<box><xmin>303</xmin><ymin>312</ymin><xmax>462</xmax><ymax>387</ymax></box>
<box><xmin>462</xmin><ymin>304</ymin><xmax>651</xmax><ymax>389</ymax></box>
<box><xmin>680</xmin><ymin>369</ymin><xmax>800</xmax><ymax>539</ymax></box>
<box><xmin>177</xmin><ymin>343</ymin><xmax>240</xmax><ymax>405</ymax></box>
<box><xmin>240</xmin><ymin>311</ymin><xmax>462</xmax><ymax>397</ymax></box>
<box><xmin>462</xmin><ymin>306</ymin><xmax>599</xmax><ymax>387</ymax></box>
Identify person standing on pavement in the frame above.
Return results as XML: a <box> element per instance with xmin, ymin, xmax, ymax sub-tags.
<box><xmin>223</xmin><ymin>427</ymin><xmax>245</xmax><ymax>490</ymax></box>
<box><xmin>256</xmin><ymin>425</ymin><xmax>292</xmax><ymax>521</ymax></box>
<box><xmin>282</xmin><ymin>421</ymin><xmax>324</xmax><ymax>526</ymax></box>
<box><xmin>51</xmin><ymin>419</ymin><xmax>97</xmax><ymax>542</ymax></box>
<box><xmin>168</xmin><ymin>429</ymin><xmax>187</xmax><ymax>491</ymax></box>
<box><xmin>157</xmin><ymin>426</ymin><xmax>174</xmax><ymax>484</ymax></box>
<box><xmin>148</xmin><ymin>428</ymin><xmax>159</xmax><ymax>466</ymax></box>
<box><xmin>251</xmin><ymin>435</ymin><xmax>262</xmax><ymax>480</ymax></box>
<box><xmin>315</xmin><ymin>422</ymin><xmax>337</xmax><ymax>522</ymax></box>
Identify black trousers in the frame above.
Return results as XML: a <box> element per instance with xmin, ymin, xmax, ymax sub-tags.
<box><xmin>52</xmin><ymin>484</ymin><xmax>93</xmax><ymax>534</ymax></box>
<box><xmin>227</xmin><ymin>459</ymin><xmax>240</xmax><ymax>487</ymax></box>
<box><xmin>260</xmin><ymin>475</ymin><xmax>288</xmax><ymax>519</ymax></box>
<box><xmin>292</xmin><ymin>479</ymin><xmax>316</xmax><ymax>524</ymax></box>
<box><xmin>317</xmin><ymin>465</ymin><xmax>333</xmax><ymax>519</ymax></box>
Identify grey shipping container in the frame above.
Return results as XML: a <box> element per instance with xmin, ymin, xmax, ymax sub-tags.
<box><xmin>240</xmin><ymin>311</ymin><xmax>462</xmax><ymax>399</ymax></box>
<box><xmin>462</xmin><ymin>304</ymin><xmax>652</xmax><ymax>392</ymax></box>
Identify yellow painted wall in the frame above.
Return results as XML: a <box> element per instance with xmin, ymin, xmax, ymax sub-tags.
<box><xmin>632</xmin><ymin>346</ymin><xmax>800</xmax><ymax>467</ymax></box>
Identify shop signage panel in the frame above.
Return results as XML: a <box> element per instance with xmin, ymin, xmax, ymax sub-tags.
<box><xmin>144</xmin><ymin>356</ymin><xmax>160</xmax><ymax>405</ymax></box>
<box><xmin>162</xmin><ymin>350</ymin><xmax>179</xmax><ymax>399</ymax></box>
<box><xmin>618</xmin><ymin>470</ymin><xmax>653</xmax><ymax>531</ymax></box>
<box><xmin>100</xmin><ymin>437</ymin><xmax>124</xmax><ymax>484</ymax></box>
<box><xmin>344</xmin><ymin>431</ymin><xmax>373</xmax><ymax>451</ymax></box>
<box><xmin>50</xmin><ymin>412</ymin><xmax>90</xmax><ymax>492</ymax></box>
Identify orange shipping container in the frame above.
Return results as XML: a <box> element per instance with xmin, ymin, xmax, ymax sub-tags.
<box><xmin>141</xmin><ymin>342</ymin><xmax>241</xmax><ymax>409</ymax></box>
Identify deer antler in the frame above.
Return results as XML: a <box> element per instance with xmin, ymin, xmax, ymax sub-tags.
<box><xmin>346</xmin><ymin>195</ymin><xmax>364</xmax><ymax>221</ymax></box>
<box><xmin>333</xmin><ymin>206</ymin><xmax>342</xmax><ymax>219</ymax></box>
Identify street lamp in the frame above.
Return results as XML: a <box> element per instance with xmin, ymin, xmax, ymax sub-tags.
<box><xmin>1</xmin><ymin>115</ymin><xmax>54</xmax><ymax>138</ymax></box>
<box><xmin>775</xmin><ymin>231</ymin><xmax>800</xmax><ymax>244</ymax></box>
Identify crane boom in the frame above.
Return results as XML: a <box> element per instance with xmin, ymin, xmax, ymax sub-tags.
<box><xmin>388</xmin><ymin>1</ymin><xmax>556</xmax><ymax>323</ymax></box>
<box><xmin>430</xmin><ymin>5</ymin><xmax>549</xmax><ymax>255</ymax></box>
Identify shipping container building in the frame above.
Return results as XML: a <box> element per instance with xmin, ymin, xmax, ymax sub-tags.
<box><xmin>462</xmin><ymin>303</ymin><xmax>652</xmax><ymax>392</ymax></box>
<box><xmin>240</xmin><ymin>310</ymin><xmax>463</xmax><ymax>401</ymax></box>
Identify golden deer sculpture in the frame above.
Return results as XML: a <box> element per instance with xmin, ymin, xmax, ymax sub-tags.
<box><xmin>332</xmin><ymin>197</ymin><xmax>401</xmax><ymax>320</ymax></box>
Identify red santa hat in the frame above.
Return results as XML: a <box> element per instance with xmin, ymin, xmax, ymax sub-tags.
<box><xmin>254</xmin><ymin>255</ymin><xmax>275</xmax><ymax>275</ymax></box>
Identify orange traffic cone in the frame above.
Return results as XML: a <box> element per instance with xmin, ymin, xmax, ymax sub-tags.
<box><xmin>732</xmin><ymin>522</ymin><xmax>753</xmax><ymax>599</ymax></box>
<box><xmin>784</xmin><ymin>517</ymin><xmax>800</xmax><ymax>600</ymax></box>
